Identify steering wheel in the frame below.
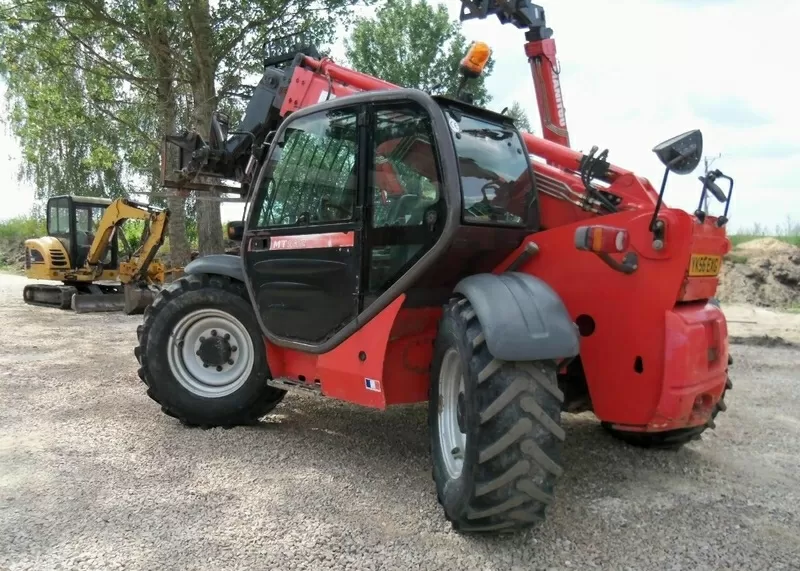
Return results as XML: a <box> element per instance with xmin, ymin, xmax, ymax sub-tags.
<box><xmin>320</xmin><ymin>197</ymin><xmax>351</xmax><ymax>220</ymax></box>
<box><xmin>469</xmin><ymin>180</ymin><xmax>510</xmax><ymax>219</ymax></box>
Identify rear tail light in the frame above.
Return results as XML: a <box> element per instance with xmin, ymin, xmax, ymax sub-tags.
<box><xmin>574</xmin><ymin>225</ymin><xmax>629</xmax><ymax>253</ymax></box>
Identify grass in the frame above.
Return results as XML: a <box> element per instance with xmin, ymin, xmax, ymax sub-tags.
<box><xmin>729</xmin><ymin>217</ymin><xmax>800</xmax><ymax>248</ymax></box>
<box><xmin>725</xmin><ymin>253</ymin><xmax>749</xmax><ymax>264</ymax></box>
<box><xmin>730</xmin><ymin>234</ymin><xmax>800</xmax><ymax>248</ymax></box>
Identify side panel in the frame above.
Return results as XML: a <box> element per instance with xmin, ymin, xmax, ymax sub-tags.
<box><xmin>266</xmin><ymin>295</ymin><xmax>407</xmax><ymax>408</ymax></box>
<box><xmin>24</xmin><ymin>236</ymin><xmax>71</xmax><ymax>280</ymax></box>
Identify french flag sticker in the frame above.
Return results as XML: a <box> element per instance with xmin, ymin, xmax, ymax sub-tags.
<box><xmin>365</xmin><ymin>378</ymin><xmax>381</xmax><ymax>392</ymax></box>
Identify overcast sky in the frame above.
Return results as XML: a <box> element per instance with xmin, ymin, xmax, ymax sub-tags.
<box><xmin>2</xmin><ymin>0</ymin><xmax>798</xmax><ymax>233</ymax></box>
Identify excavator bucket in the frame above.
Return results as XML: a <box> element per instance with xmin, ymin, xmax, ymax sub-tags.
<box><xmin>69</xmin><ymin>284</ymin><xmax>157</xmax><ymax>314</ymax></box>
<box><xmin>71</xmin><ymin>292</ymin><xmax>126</xmax><ymax>313</ymax></box>
<box><xmin>123</xmin><ymin>284</ymin><xmax>157</xmax><ymax>315</ymax></box>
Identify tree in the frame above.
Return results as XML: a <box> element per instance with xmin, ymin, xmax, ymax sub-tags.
<box><xmin>0</xmin><ymin>0</ymin><xmax>367</xmax><ymax>262</ymax></box>
<box><xmin>506</xmin><ymin>101</ymin><xmax>532</xmax><ymax>132</ymax></box>
<box><xmin>344</xmin><ymin>0</ymin><xmax>494</xmax><ymax>106</ymax></box>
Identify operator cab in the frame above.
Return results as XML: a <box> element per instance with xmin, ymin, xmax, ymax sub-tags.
<box><xmin>242</xmin><ymin>88</ymin><xmax>539</xmax><ymax>351</ymax></box>
<box><xmin>46</xmin><ymin>195</ymin><xmax>119</xmax><ymax>269</ymax></box>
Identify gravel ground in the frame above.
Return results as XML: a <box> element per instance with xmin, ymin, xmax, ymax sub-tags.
<box><xmin>1</xmin><ymin>272</ymin><xmax>799</xmax><ymax>571</ymax></box>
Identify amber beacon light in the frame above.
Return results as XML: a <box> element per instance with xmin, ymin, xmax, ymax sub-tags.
<box><xmin>460</xmin><ymin>41</ymin><xmax>492</xmax><ymax>78</ymax></box>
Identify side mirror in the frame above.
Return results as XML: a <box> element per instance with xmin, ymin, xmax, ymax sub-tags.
<box><xmin>697</xmin><ymin>173</ymin><xmax>727</xmax><ymax>203</ymax></box>
<box><xmin>652</xmin><ymin>129</ymin><xmax>703</xmax><ymax>175</ymax></box>
<box><xmin>226</xmin><ymin>221</ymin><xmax>244</xmax><ymax>241</ymax></box>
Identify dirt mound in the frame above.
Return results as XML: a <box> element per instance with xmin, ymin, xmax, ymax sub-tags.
<box><xmin>736</xmin><ymin>237</ymin><xmax>797</xmax><ymax>253</ymax></box>
<box><xmin>0</xmin><ymin>239</ymin><xmax>25</xmax><ymax>272</ymax></box>
<box><xmin>717</xmin><ymin>240</ymin><xmax>800</xmax><ymax>308</ymax></box>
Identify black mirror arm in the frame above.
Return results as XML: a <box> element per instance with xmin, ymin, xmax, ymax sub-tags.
<box><xmin>714</xmin><ymin>171</ymin><xmax>734</xmax><ymax>227</ymax></box>
<box><xmin>649</xmin><ymin>166</ymin><xmax>670</xmax><ymax>233</ymax></box>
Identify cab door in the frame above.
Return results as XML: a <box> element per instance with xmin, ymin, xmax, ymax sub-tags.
<box><xmin>242</xmin><ymin>103</ymin><xmax>367</xmax><ymax>346</ymax></box>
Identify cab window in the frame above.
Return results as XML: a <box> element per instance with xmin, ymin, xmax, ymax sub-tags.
<box><xmin>48</xmin><ymin>198</ymin><xmax>71</xmax><ymax>235</ymax></box>
<box><xmin>255</xmin><ymin>107</ymin><xmax>359</xmax><ymax>228</ymax></box>
<box><xmin>367</xmin><ymin>102</ymin><xmax>444</xmax><ymax>296</ymax></box>
<box><xmin>445</xmin><ymin>108</ymin><xmax>535</xmax><ymax>227</ymax></box>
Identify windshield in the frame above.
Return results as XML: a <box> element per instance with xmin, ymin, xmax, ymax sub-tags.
<box><xmin>444</xmin><ymin>107</ymin><xmax>535</xmax><ymax>226</ymax></box>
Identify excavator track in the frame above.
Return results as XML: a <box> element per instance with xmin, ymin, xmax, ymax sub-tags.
<box><xmin>22</xmin><ymin>284</ymin><xmax>77</xmax><ymax>310</ymax></box>
<box><xmin>23</xmin><ymin>282</ymin><xmax>129</xmax><ymax>313</ymax></box>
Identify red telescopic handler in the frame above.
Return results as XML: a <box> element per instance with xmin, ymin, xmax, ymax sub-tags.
<box><xmin>135</xmin><ymin>0</ymin><xmax>735</xmax><ymax>534</ymax></box>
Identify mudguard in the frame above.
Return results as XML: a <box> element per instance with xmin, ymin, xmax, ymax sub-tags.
<box><xmin>183</xmin><ymin>254</ymin><xmax>245</xmax><ymax>283</ymax></box>
<box><xmin>453</xmin><ymin>272</ymin><xmax>580</xmax><ymax>362</ymax></box>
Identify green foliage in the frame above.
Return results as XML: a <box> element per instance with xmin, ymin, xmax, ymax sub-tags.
<box><xmin>0</xmin><ymin>1</ymin><xmax>161</xmax><ymax>202</ymax></box>
<box><xmin>344</xmin><ymin>0</ymin><xmax>494</xmax><ymax>106</ymax></box>
<box><xmin>724</xmin><ymin>253</ymin><xmax>749</xmax><ymax>264</ymax></box>
<box><xmin>730</xmin><ymin>234</ymin><xmax>800</xmax><ymax>248</ymax></box>
<box><xmin>0</xmin><ymin>0</ymin><xmax>369</xmax><ymax>239</ymax></box>
<box><xmin>730</xmin><ymin>216</ymin><xmax>800</xmax><ymax>248</ymax></box>
<box><xmin>0</xmin><ymin>215</ymin><xmax>45</xmax><ymax>241</ymax></box>
<box><xmin>506</xmin><ymin>101</ymin><xmax>532</xmax><ymax>132</ymax></box>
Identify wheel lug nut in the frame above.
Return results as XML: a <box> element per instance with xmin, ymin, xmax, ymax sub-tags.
<box><xmin>224</xmin><ymin>333</ymin><xmax>230</xmax><ymax>341</ymax></box>
<box><xmin>211</xmin><ymin>330</ymin><xmax>217</xmax><ymax>337</ymax></box>
<box><xmin>203</xmin><ymin>363</ymin><xmax>209</xmax><ymax>368</ymax></box>
<box><xmin>200</xmin><ymin>336</ymin><xmax>205</xmax><ymax>342</ymax></box>
<box><xmin>231</xmin><ymin>346</ymin><xmax>237</xmax><ymax>352</ymax></box>
<box><xmin>227</xmin><ymin>359</ymin><xmax>234</xmax><ymax>365</ymax></box>
<box><xmin>216</xmin><ymin>365</ymin><xmax>223</xmax><ymax>372</ymax></box>
<box><xmin>196</xmin><ymin>350</ymin><xmax>201</xmax><ymax>356</ymax></box>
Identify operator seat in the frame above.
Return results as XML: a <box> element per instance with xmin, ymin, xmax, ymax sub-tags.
<box><xmin>74</xmin><ymin>230</ymin><xmax>92</xmax><ymax>268</ymax></box>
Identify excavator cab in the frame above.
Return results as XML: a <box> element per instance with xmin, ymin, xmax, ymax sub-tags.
<box><xmin>26</xmin><ymin>195</ymin><xmax>120</xmax><ymax>282</ymax></box>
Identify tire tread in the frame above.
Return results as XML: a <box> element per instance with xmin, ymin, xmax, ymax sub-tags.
<box><xmin>433</xmin><ymin>297</ymin><xmax>564</xmax><ymax>534</ymax></box>
<box><xmin>134</xmin><ymin>273</ymin><xmax>284</xmax><ymax>427</ymax></box>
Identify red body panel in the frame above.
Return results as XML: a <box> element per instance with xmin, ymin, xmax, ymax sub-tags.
<box><xmin>257</xmin><ymin>44</ymin><xmax>732</xmax><ymax>433</ymax></box>
<box><xmin>490</xmin><ymin>209</ymin><xmax>729</xmax><ymax>428</ymax></box>
<box><xmin>266</xmin><ymin>296</ymin><xmax>408</xmax><ymax>408</ymax></box>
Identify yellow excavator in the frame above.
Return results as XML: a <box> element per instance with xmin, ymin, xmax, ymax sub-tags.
<box><xmin>22</xmin><ymin>195</ymin><xmax>170</xmax><ymax>314</ymax></box>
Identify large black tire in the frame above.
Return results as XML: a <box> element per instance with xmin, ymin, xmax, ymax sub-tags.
<box><xmin>134</xmin><ymin>273</ymin><xmax>286</xmax><ymax>428</ymax></box>
<box><xmin>429</xmin><ymin>297</ymin><xmax>566</xmax><ymax>534</ymax></box>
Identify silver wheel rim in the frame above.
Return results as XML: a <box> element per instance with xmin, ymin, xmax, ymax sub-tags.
<box><xmin>167</xmin><ymin>308</ymin><xmax>255</xmax><ymax>399</ymax></box>
<box><xmin>438</xmin><ymin>347</ymin><xmax>467</xmax><ymax>479</ymax></box>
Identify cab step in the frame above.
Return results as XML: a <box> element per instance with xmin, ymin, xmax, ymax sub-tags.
<box><xmin>267</xmin><ymin>377</ymin><xmax>324</xmax><ymax>396</ymax></box>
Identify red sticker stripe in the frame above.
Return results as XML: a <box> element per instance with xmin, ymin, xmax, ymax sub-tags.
<box><xmin>268</xmin><ymin>232</ymin><xmax>355</xmax><ymax>251</ymax></box>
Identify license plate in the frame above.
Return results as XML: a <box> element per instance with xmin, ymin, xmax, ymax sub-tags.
<box><xmin>689</xmin><ymin>254</ymin><xmax>722</xmax><ymax>277</ymax></box>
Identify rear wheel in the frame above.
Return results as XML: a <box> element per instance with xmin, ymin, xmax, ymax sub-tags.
<box><xmin>429</xmin><ymin>297</ymin><xmax>565</xmax><ymax>534</ymax></box>
<box><xmin>134</xmin><ymin>273</ymin><xmax>285</xmax><ymax>427</ymax></box>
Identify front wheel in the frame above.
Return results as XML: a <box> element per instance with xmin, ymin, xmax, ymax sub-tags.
<box><xmin>429</xmin><ymin>297</ymin><xmax>566</xmax><ymax>534</ymax></box>
<box><xmin>134</xmin><ymin>273</ymin><xmax>286</xmax><ymax>427</ymax></box>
